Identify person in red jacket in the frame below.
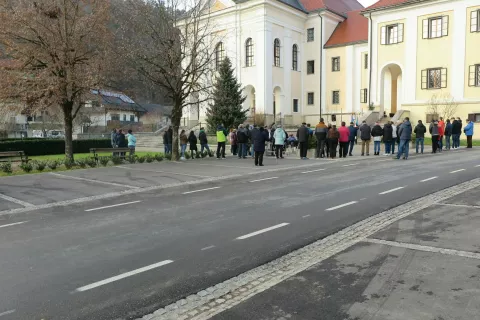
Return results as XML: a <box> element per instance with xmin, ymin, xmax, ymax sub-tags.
<box><xmin>338</xmin><ymin>122</ymin><xmax>350</xmax><ymax>158</ymax></box>
<box><xmin>438</xmin><ymin>117</ymin><xmax>445</xmax><ymax>152</ymax></box>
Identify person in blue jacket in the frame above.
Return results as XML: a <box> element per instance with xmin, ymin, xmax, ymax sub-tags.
<box><xmin>464</xmin><ymin>119</ymin><xmax>474</xmax><ymax>148</ymax></box>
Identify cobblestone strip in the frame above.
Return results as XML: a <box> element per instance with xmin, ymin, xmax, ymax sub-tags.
<box><xmin>140</xmin><ymin>178</ymin><xmax>480</xmax><ymax>320</ymax></box>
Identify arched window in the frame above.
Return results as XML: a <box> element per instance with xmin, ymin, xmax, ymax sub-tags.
<box><xmin>274</xmin><ymin>38</ymin><xmax>280</xmax><ymax>67</ymax></box>
<box><xmin>292</xmin><ymin>44</ymin><xmax>298</xmax><ymax>71</ymax></box>
<box><xmin>245</xmin><ymin>38</ymin><xmax>254</xmax><ymax>67</ymax></box>
<box><xmin>215</xmin><ymin>42</ymin><xmax>225</xmax><ymax>70</ymax></box>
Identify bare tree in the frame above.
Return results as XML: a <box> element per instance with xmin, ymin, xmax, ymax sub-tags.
<box><xmin>428</xmin><ymin>93</ymin><xmax>459</xmax><ymax>121</ymax></box>
<box><xmin>0</xmin><ymin>0</ymin><xmax>111</xmax><ymax>160</ymax></box>
<box><xmin>115</xmin><ymin>0</ymin><xmax>217</xmax><ymax>160</ymax></box>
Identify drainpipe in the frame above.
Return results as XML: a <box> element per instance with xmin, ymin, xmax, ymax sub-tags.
<box><xmin>368</xmin><ymin>13</ymin><xmax>373</xmax><ymax>107</ymax></box>
<box><xmin>318</xmin><ymin>12</ymin><xmax>323</xmax><ymax>121</ymax></box>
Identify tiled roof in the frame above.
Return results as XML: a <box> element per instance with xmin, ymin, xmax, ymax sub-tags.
<box><xmin>324</xmin><ymin>10</ymin><xmax>368</xmax><ymax>48</ymax></box>
<box><xmin>363</xmin><ymin>0</ymin><xmax>416</xmax><ymax>12</ymax></box>
<box><xmin>299</xmin><ymin>0</ymin><xmax>363</xmax><ymax>14</ymax></box>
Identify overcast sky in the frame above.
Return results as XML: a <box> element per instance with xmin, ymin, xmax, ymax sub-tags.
<box><xmin>358</xmin><ymin>0</ymin><xmax>378</xmax><ymax>7</ymax></box>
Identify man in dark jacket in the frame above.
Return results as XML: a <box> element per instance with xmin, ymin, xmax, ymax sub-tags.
<box><xmin>253</xmin><ymin>127</ymin><xmax>270</xmax><ymax>166</ymax></box>
<box><xmin>236</xmin><ymin>125</ymin><xmax>248</xmax><ymax>159</ymax></box>
<box><xmin>117</xmin><ymin>129</ymin><xmax>127</xmax><ymax>157</ymax></box>
<box><xmin>371</xmin><ymin>122</ymin><xmax>383</xmax><ymax>156</ymax></box>
<box><xmin>396</xmin><ymin>118</ymin><xmax>412</xmax><ymax>160</ymax></box>
<box><xmin>359</xmin><ymin>121</ymin><xmax>371</xmax><ymax>156</ymax></box>
<box><xmin>429</xmin><ymin>121</ymin><xmax>440</xmax><ymax>153</ymax></box>
<box><xmin>383</xmin><ymin>122</ymin><xmax>393</xmax><ymax>155</ymax></box>
<box><xmin>198</xmin><ymin>127</ymin><xmax>211</xmax><ymax>155</ymax></box>
<box><xmin>445</xmin><ymin>119</ymin><xmax>452</xmax><ymax>150</ymax></box>
<box><xmin>167</xmin><ymin>126</ymin><xmax>173</xmax><ymax>154</ymax></box>
<box><xmin>348</xmin><ymin>122</ymin><xmax>358</xmax><ymax>156</ymax></box>
<box><xmin>451</xmin><ymin>118</ymin><xmax>461</xmax><ymax>149</ymax></box>
<box><xmin>315</xmin><ymin>119</ymin><xmax>328</xmax><ymax>158</ymax></box>
<box><xmin>297</xmin><ymin>122</ymin><xmax>309</xmax><ymax>160</ymax></box>
<box><xmin>163</xmin><ymin>130</ymin><xmax>169</xmax><ymax>154</ymax></box>
<box><xmin>414</xmin><ymin>120</ymin><xmax>426</xmax><ymax>154</ymax></box>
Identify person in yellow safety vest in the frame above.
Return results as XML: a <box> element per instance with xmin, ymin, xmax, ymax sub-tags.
<box><xmin>216</xmin><ymin>124</ymin><xmax>228</xmax><ymax>159</ymax></box>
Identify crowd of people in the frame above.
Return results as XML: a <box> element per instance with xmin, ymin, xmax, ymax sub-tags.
<box><xmin>111</xmin><ymin>128</ymin><xmax>137</xmax><ymax>156</ymax></box>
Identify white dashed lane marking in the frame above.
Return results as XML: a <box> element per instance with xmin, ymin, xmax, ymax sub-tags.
<box><xmin>420</xmin><ymin>177</ymin><xmax>438</xmax><ymax>182</ymax></box>
<box><xmin>450</xmin><ymin>169</ymin><xmax>466</xmax><ymax>173</ymax></box>
<box><xmin>325</xmin><ymin>201</ymin><xmax>357</xmax><ymax>211</ymax></box>
<box><xmin>201</xmin><ymin>245</ymin><xmax>216</xmax><ymax>251</ymax></box>
<box><xmin>182</xmin><ymin>187</ymin><xmax>221</xmax><ymax>195</ymax></box>
<box><xmin>0</xmin><ymin>309</ymin><xmax>15</xmax><ymax>317</ymax></box>
<box><xmin>301</xmin><ymin>169</ymin><xmax>325</xmax><ymax>174</ymax></box>
<box><xmin>249</xmin><ymin>177</ymin><xmax>278</xmax><ymax>183</ymax></box>
<box><xmin>85</xmin><ymin>201</ymin><xmax>142</xmax><ymax>212</ymax></box>
<box><xmin>236</xmin><ymin>223</ymin><xmax>290</xmax><ymax>240</ymax></box>
<box><xmin>0</xmin><ymin>221</ymin><xmax>29</xmax><ymax>229</ymax></box>
<box><xmin>379</xmin><ymin>187</ymin><xmax>405</xmax><ymax>195</ymax></box>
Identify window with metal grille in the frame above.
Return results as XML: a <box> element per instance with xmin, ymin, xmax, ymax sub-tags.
<box><xmin>274</xmin><ymin>39</ymin><xmax>281</xmax><ymax>67</ymax></box>
<box><xmin>332</xmin><ymin>91</ymin><xmax>340</xmax><ymax>104</ymax></box>
<box><xmin>215</xmin><ymin>42</ymin><xmax>225</xmax><ymax>70</ymax></box>
<box><xmin>422</xmin><ymin>16</ymin><xmax>448</xmax><ymax>39</ymax></box>
<box><xmin>293</xmin><ymin>99</ymin><xmax>299</xmax><ymax>113</ymax></box>
<box><xmin>307</xmin><ymin>92</ymin><xmax>314</xmax><ymax>105</ymax></box>
<box><xmin>421</xmin><ymin>68</ymin><xmax>447</xmax><ymax>89</ymax></box>
<box><xmin>307</xmin><ymin>28</ymin><xmax>314</xmax><ymax>42</ymax></box>
<box><xmin>307</xmin><ymin>60</ymin><xmax>314</xmax><ymax>74</ymax></box>
<box><xmin>245</xmin><ymin>38</ymin><xmax>254</xmax><ymax>67</ymax></box>
<box><xmin>332</xmin><ymin>57</ymin><xmax>340</xmax><ymax>72</ymax></box>
<box><xmin>292</xmin><ymin>44</ymin><xmax>298</xmax><ymax>71</ymax></box>
<box><xmin>468</xmin><ymin>64</ymin><xmax>480</xmax><ymax>87</ymax></box>
<box><xmin>360</xmin><ymin>89</ymin><xmax>368</xmax><ymax>103</ymax></box>
<box><xmin>364</xmin><ymin>54</ymin><xmax>368</xmax><ymax>69</ymax></box>
<box><xmin>471</xmin><ymin>9</ymin><xmax>480</xmax><ymax>32</ymax></box>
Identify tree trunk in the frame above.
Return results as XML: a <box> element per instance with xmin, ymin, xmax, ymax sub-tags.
<box><xmin>171</xmin><ymin>100</ymin><xmax>182</xmax><ymax>161</ymax></box>
<box><xmin>63</xmin><ymin>104</ymin><xmax>74</xmax><ymax>161</ymax></box>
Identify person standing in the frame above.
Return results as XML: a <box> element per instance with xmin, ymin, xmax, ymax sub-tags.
<box><xmin>391</xmin><ymin>121</ymin><xmax>398</xmax><ymax>155</ymax></box>
<box><xmin>396</xmin><ymin>117</ymin><xmax>412</xmax><ymax>160</ymax></box>
<box><xmin>230</xmin><ymin>129</ymin><xmax>238</xmax><ymax>156</ymax></box>
<box><xmin>327</xmin><ymin>125</ymin><xmax>340</xmax><ymax>159</ymax></box>
<box><xmin>216</xmin><ymin>124</ymin><xmax>228</xmax><ymax>159</ymax></box>
<box><xmin>180</xmin><ymin>129</ymin><xmax>188</xmax><ymax>160</ymax></box>
<box><xmin>198</xmin><ymin>127</ymin><xmax>211</xmax><ymax>156</ymax></box>
<box><xmin>359</xmin><ymin>121</ymin><xmax>371</xmax><ymax>156</ymax></box>
<box><xmin>249</xmin><ymin>125</ymin><xmax>259</xmax><ymax>158</ymax></box>
<box><xmin>117</xmin><ymin>129</ymin><xmax>127</xmax><ymax>158</ymax></box>
<box><xmin>273</xmin><ymin>125</ymin><xmax>286</xmax><ymax>159</ymax></box>
<box><xmin>167</xmin><ymin>126</ymin><xmax>173</xmax><ymax>154</ymax></box>
<box><xmin>371</xmin><ymin>122</ymin><xmax>383</xmax><ymax>156</ymax></box>
<box><xmin>383</xmin><ymin>121</ymin><xmax>393</xmax><ymax>156</ymax></box>
<box><xmin>254</xmin><ymin>127</ymin><xmax>269</xmax><ymax>166</ymax></box>
<box><xmin>414</xmin><ymin>120</ymin><xmax>426</xmax><ymax>154</ymax></box>
<box><xmin>314</xmin><ymin>119</ymin><xmax>328</xmax><ymax>158</ymax></box>
<box><xmin>111</xmin><ymin>128</ymin><xmax>119</xmax><ymax>156</ymax></box>
<box><xmin>429</xmin><ymin>121</ymin><xmax>440</xmax><ymax>154</ymax></box>
<box><xmin>297</xmin><ymin>122</ymin><xmax>309</xmax><ymax>160</ymax></box>
<box><xmin>188</xmin><ymin>130</ymin><xmax>199</xmax><ymax>159</ymax></box>
<box><xmin>163</xmin><ymin>130</ymin><xmax>169</xmax><ymax>154</ymax></box>
<box><xmin>348</xmin><ymin>122</ymin><xmax>358</xmax><ymax>156</ymax></box>
<box><xmin>438</xmin><ymin>117</ymin><xmax>445</xmax><ymax>152</ymax></box>
<box><xmin>464</xmin><ymin>119</ymin><xmax>474</xmax><ymax>148</ymax></box>
<box><xmin>445</xmin><ymin>119</ymin><xmax>452</xmax><ymax>150</ymax></box>
<box><xmin>236</xmin><ymin>125</ymin><xmax>247</xmax><ymax>159</ymax></box>
<box><xmin>338</xmin><ymin>122</ymin><xmax>349</xmax><ymax>158</ymax></box>
<box><xmin>451</xmin><ymin>118</ymin><xmax>460</xmax><ymax>149</ymax></box>
<box><xmin>126</xmin><ymin>129</ymin><xmax>136</xmax><ymax>156</ymax></box>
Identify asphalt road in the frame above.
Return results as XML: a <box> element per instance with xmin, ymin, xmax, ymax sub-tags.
<box><xmin>1</xmin><ymin>149</ymin><xmax>480</xmax><ymax>320</ymax></box>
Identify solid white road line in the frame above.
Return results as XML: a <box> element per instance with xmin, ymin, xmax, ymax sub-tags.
<box><xmin>49</xmin><ymin>172</ymin><xmax>139</xmax><ymax>188</ymax></box>
<box><xmin>75</xmin><ymin>260</ymin><xmax>174</xmax><ymax>292</ymax></box>
<box><xmin>116</xmin><ymin>166</ymin><xmax>212</xmax><ymax>178</ymax></box>
<box><xmin>342</xmin><ymin>164</ymin><xmax>357</xmax><ymax>167</ymax></box>
<box><xmin>435</xmin><ymin>203</ymin><xmax>480</xmax><ymax>209</ymax></box>
<box><xmin>0</xmin><ymin>193</ymin><xmax>35</xmax><ymax>208</ymax></box>
<box><xmin>249</xmin><ymin>177</ymin><xmax>278</xmax><ymax>183</ymax></box>
<box><xmin>85</xmin><ymin>201</ymin><xmax>142</xmax><ymax>212</ymax></box>
<box><xmin>236</xmin><ymin>223</ymin><xmax>290</xmax><ymax>240</ymax></box>
<box><xmin>301</xmin><ymin>168</ymin><xmax>326</xmax><ymax>174</ymax></box>
<box><xmin>379</xmin><ymin>187</ymin><xmax>405</xmax><ymax>195</ymax></box>
<box><xmin>450</xmin><ymin>169</ymin><xmax>466</xmax><ymax>173</ymax></box>
<box><xmin>420</xmin><ymin>176</ymin><xmax>438</xmax><ymax>182</ymax></box>
<box><xmin>0</xmin><ymin>221</ymin><xmax>29</xmax><ymax>229</ymax></box>
<box><xmin>182</xmin><ymin>187</ymin><xmax>220</xmax><ymax>195</ymax></box>
<box><xmin>0</xmin><ymin>310</ymin><xmax>15</xmax><ymax>317</ymax></box>
<box><xmin>325</xmin><ymin>201</ymin><xmax>357</xmax><ymax>211</ymax></box>
<box><xmin>201</xmin><ymin>245</ymin><xmax>216</xmax><ymax>251</ymax></box>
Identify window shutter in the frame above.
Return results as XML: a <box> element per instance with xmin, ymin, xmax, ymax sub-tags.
<box><xmin>421</xmin><ymin>69</ymin><xmax>428</xmax><ymax>89</ymax></box>
<box><xmin>469</xmin><ymin>65</ymin><xmax>476</xmax><ymax>86</ymax></box>
<box><xmin>360</xmin><ymin>89</ymin><xmax>363</xmax><ymax>103</ymax></box>
<box><xmin>338</xmin><ymin>57</ymin><xmax>340</xmax><ymax>71</ymax></box>
<box><xmin>471</xmin><ymin>10</ymin><xmax>479</xmax><ymax>32</ymax></box>
<box><xmin>398</xmin><ymin>23</ymin><xmax>404</xmax><ymax>43</ymax></box>
<box><xmin>442</xmin><ymin>15</ymin><xmax>449</xmax><ymax>36</ymax></box>
<box><xmin>381</xmin><ymin>26</ymin><xmax>386</xmax><ymax>44</ymax></box>
<box><xmin>423</xmin><ymin>19</ymin><xmax>429</xmax><ymax>39</ymax></box>
<box><xmin>441</xmin><ymin>68</ymin><xmax>448</xmax><ymax>88</ymax></box>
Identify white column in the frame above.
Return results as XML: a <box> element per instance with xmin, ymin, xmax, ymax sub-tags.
<box><xmin>346</xmin><ymin>45</ymin><xmax>354</xmax><ymax>113</ymax></box>
<box><xmin>404</xmin><ymin>14</ymin><xmax>417</xmax><ymax>103</ymax></box>
<box><xmin>451</xmin><ymin>4</ymin><xmax>467</xmax><ymax>100</ymax></box>
<box><xmin>283</xmin><ymin>29</ymin><xmax>292</xmax><ymax>116</ymax></box>
<box><xmin>263</xmin><ymin>23</ymin><xmax>273</xmax><ymax>115</ymax></box>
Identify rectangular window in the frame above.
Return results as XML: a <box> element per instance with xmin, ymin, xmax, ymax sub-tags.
<box><xmin>380</xmin><ymin>23</ymin><xmax>404</xmax><ymax>45</ymax></box>
<box><xmin>469</xmin><ymin>64</ymin><xmax>480</xmax><ymax>87</ymax></box>
<box><xmin>130</xmin><ymin>115</ymin><xmax>135</xmax><ymax>122</ymax></box>
<box><xmin>468</xmin><ymin>113</ymin><xmax>480</xmax><ymax>122</ymax></box>
<box><xmin>123</xmin><ymin>114</ymin><xmax>127</xmax><ymax>121</ymax></box>
<box><xmin>332</xmin><ymin>91</ymin><xmax>340</xmax><ymax>104</ymax></box>
<box><xmin>307</xmin><ymin>92</ymin><xmax>314</xmax><ymax>105</ymax></box>
<box><xmin>332</xmin><ymin>57</ymin><xmax>340</xmax><ymax>72</ymax></box>
<box><xmin>364</xmin><ymin>54</ymin><xmax>368</xmax><ymax>69</ymax></box>
<box><xmin>307</xmin><ymin>60</ymin><xmax>315</xmax><ymax>74</ymax></box>
<box><xmin>111</xmin><ymin>114</ymin><xmax>120</xmax><ymax>121</ymax></box>
<box><xmin>426</xmin><ymin>114</ymin><xmax>439</xmax><ymax>123</ymax></box>
<box><xmin>360</xmin><ymin>89</ymin><xmax>368</xmax><ymax>103</ymax></box>
<box><xmin>421</xmin><ymin>68</ymin><xmax>447</xmax><ymax>89</ymax></box>
<box><xmin>471</xmin><ymin>9</ymin><xmax>480</xmax><ymax>32</ymax></box>
<box><xmin>293</xmin><ymin>99</ymin><xmax>299</xmax><ymax>112</ymax></box>
<box><xmin>307</xmin><ymin>28</ymin><xmax>314</xmax><ymax>42</ymax></box>
<box><xmin>423</xmin><ymin>16</ymin><xmax>448</xmax><ymax>39</ymax></box>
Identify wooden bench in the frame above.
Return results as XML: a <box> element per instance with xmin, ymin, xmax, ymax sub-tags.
<box><xmin>89</xmin><ymin>148</ymin><xmax>131</xmax><ymax>163</ymax></box>
<box><xmin>0</xmin><ymin>151</ymin><xmax>29</xmax><ymax>163</ymax></box>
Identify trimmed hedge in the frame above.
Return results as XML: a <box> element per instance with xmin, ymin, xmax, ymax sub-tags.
<box><xmin>0</xmin><ymin>139</ymin><xmax>111</xmax><ymax>156</ymax></box>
